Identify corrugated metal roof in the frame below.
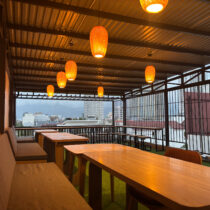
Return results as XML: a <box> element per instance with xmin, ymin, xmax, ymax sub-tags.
<box><xmin>5</xmin><ymin>0</ymin><xmax>210</xmax><ymax>95</ymax></box>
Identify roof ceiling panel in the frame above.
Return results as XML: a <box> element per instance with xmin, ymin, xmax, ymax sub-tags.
<box><xmin>6</xmin><ymin>0</ymin><xmax>210</xmax><ymax>96</ymax></box>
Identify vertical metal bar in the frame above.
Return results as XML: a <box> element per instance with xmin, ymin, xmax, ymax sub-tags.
<box><xmin>112</xmin><ymin>100</ymin><xmax>115</xmax><ymax>126</ymax></box>
<box><xmin>204</xmin><ymin>84</ymin><xmax>209</xmax><ymax>154</ymax></box>
<box><xmin>9</xmin><ymin>79</ymin><xmax>13</xmax><ymax>127</ymax></box>
<box><xmin>164</xmin><ymin>83</ymin><xmax>169</xmax><ymax>147</ymax></box>
<box><xmin>197</xmin><ymin>85</ymin><xmax>203</xmax><ymax>153</ymax></box>
<box><xmin>182</xmin><ymin>74</ymin><xmax>188</xmax><ymax>150</ymax></box>
<box><xmin>14</xmin><ymin>96</ymin><xmax>16</xmax><ymax>126</ymax></box>
<box><xmin>123</xmin><ymin>96</ymin><xmax>126</xmax><ymax>129</ymax></box>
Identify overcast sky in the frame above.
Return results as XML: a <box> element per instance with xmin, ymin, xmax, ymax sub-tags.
<box><xmin>16</xmin><ymin>99</ymin><xmax>112</xmax><ymax>120</ymax></box>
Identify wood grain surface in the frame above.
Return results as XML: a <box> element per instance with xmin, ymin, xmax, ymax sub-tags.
<box><xmin>35</xmin><ymin>129</ymin><xmax>57</xmax><ymax>133</ymax></box>
<box><xmin>83</xmin><ymin>148</ymin><xmax>210</xmax><ymax>209</ymax></box>
<box><xmin>64</xmin><ymin>143</ymin><xmax>135</xmax><ymax>154</ymax></box>
<box><xmin>42</xmin><ymin>132</ymin><xmax>89</xmax><ymax>143</ymax></box>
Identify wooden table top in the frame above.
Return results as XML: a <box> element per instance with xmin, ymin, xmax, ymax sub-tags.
<box><xmin>64</xmin><ymin>143</ymin><xmax>135</xmax><ymax>155</ymax></box>
<box><xmin>35</xmin><ymin>129</ymin><xmax>57</xmax><ymax>133</ymax></box>
<box><xmin>42</xmin><ymin>132</ymin><xmax>89</xmax><ymax>143</ymax></box>
<box><xmin>83</xmin><ymin>148</ymin><xmax>210</xmax><ymax>209</ymax></box>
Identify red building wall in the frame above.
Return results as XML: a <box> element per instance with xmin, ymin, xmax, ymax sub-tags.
<box><xmin>185</xmin><ymin>91</ymin><xmax>210</xmax><ymax>135</ymax></box>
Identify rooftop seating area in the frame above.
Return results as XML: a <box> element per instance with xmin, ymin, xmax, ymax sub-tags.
<box><xmin>0</xmin><ymin>0</ymin><xmax>210</xmax><ymax>209</ymax></box>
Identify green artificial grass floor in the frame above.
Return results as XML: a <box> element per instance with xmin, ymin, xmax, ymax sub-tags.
<box><xmin>72</xmin><ymin>149</ymin><xmax>210</xmax><ymax>210</ymax></box>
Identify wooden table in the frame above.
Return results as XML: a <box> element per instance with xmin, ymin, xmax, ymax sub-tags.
<box><xmin>35</xmin><ymin>129</ymin><xmax>57</xmax><ymax>148</ymax></box>
<box><xmin>64</xmin><ymin>144</ymin><xmax>133</xmax><ymax>197</ymax></box>
<box><xmin>82</xmin><ymin>146</ymin><xmax>210</xmax><ymax>210</ymax></box>
<box><xmin>42</xmin><ymin>132</ymin><xmax>88</xmax><ymax>170</ymax></box>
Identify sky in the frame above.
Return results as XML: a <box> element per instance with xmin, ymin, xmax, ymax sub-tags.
<box><xmin>16</xmin><ymin>99</ymin><xmax>112</xmax><ymax>120</ymax></box>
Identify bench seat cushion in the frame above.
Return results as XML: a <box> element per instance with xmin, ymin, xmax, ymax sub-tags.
<box><xmin>0</xmin><ymin>134</ymin><xmax>16</xmax><ymax>210</ymax></box>
<box><xmin>17</xmin><ymin>136</ymin><xmax>35</xmax><ymax>143</ymax></box>
<box><xmin>16</xmin><ymin>143</ymin><xmax>47</xmax><ymax>161</ymax></box>
<box><xmin>8</xmin><ymin>163</ymin><xmax>91</xmax><ymax>210</ymax></box>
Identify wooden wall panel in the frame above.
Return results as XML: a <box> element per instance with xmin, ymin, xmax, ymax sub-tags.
<box><xmin>4</xmin><ymin>70</ymin><xmax>10</xmax><ymax>129</ymax></box>
<box><xmin>0</xmin><ymin>38</ymin><xmax>6</xmax><ymax>134</ymax></box>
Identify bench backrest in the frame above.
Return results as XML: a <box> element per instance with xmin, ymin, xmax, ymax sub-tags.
<box><xmin>0</xmin><ymin>133</ymin><xmax>16</xmax><ymax>210</ymax></box>
<box><xmin>7</xmin><ymin>127</ymin><xmax>18</xmax><ymax>154</ymax></box>
<box><xmin>164</xmin><ymin>147</ymin><xmax>202</xmax><ymax>164</ymax></box>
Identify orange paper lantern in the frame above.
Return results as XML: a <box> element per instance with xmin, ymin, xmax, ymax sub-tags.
<box><xmin>47</xmin><ymin>85</ymin><xmax>54</xmax><ymax>97</ymax></box>
<box><xmin>65</xmin><ymin>60</ymin><xmax>77</xmax><ymax>81</ymax></box>
<box><xmin>57</xmin><ymin>71</ymin><xmax>67</xmax><ymax>88</ymax></box>
<box><xmin>90</xmin><ymin>26</ymin><xmax>108</xmax><ymax>58</ymax></box>
<box><xmin>145</xmin><ymin>65</ymin><xmax>156</xmax><ymax>84</ymax></box>
<box><xmin>97</xmin><ymin>86</ymin><xmax>104</xmax><ymax>97</ymax></box>
<box><xmin>140</xmin><ymin>0</ymin><xmax>168</xmax><ymax>13</ymax></box>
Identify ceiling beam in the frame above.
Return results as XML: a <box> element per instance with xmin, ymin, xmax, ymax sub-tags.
<box><xmin>14</xmin><ymin>79</ymin><xmax>139</xmax><ymax>90</ymax></box>
<box><xmin>16</xmin><ymin>96</ymin><xmax>117</xmax><ymax>101</ymax></box>
<box><xmin>15</xmin><ymin>87</ymin><xmax>123</xmax><ymax>96</ymax></box>
<box><xmin>10</xmin><ymin>42</ymin><xmax>202</xmax><ymax>67</ymax></box>
<box><xmin>13</xmin><ymin>72</ymin><xmax>144</xmax><ymax>85</ymax></box>
<box><xmin>16</xmin><ymin>93</ymin><xmax>120</xmax><ymax>101</ymax></box>
<box><xmin>13</xmin><ymin>66</ymin><xmax>165</xmax><ymax>81</ymax></box>
<box><xmin>13</xmin><ymin>66</ymin><xmax>148</xmax><ymax>80</ymax></box>
<box><xmin>15</xmin><ymin>83</ymin><xmax>124</xmax><ymax>92</ymax></box>
<box><xmin>12</xmin><ymin>57</ymin><xmax>181</xmax><ymax>75</ymax></box>
<box><xmin>16</xmin><ymin>92</ymin><xmax>121</xmax><ymax>99</ymax></box>
<box><xmin>14</xmin><ymin>84</ymin><xmax>126</xmax><ymax>96</ymax></box>
<box><xmin>8</xmin><ymin>29</ymin><xmax>210</xmax><ymax>57</ymax></box>
<box><xmin>10</xmin><ymin>0</ymin><xmax>210</xmax><ymax>37</ymax></box>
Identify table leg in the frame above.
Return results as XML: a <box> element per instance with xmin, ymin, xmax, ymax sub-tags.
<box><xmin>89</xmin><ymin>163</ymin><xmax>102</xmax><ymax>210</ymax></box>
<box><xmin>68</xmin><ymin>152</ymin><xmax>75</xmax><ymax>182</ymax></box>
<box><xmin>155</xmin><ymin>130</ymin><xmax>158</xmax><ymax>151</ymax></box>
<box><xmin>35</xmin><ymin>133</ymin><xmax>38</xmax><ymax>142</ymax></box>
<box><xmin>78</xmin><ymin>157</ymin><xmax>87</xmax><ymax>196</ymax></box>
<box><xmin>38</xmin><ymin>135</ymin><xmax>44</xmax><ymax>148</ymax></box>
<box><xmin>55</xmin><ymin>143</ymin><xmax>64</xmax><ymax>170</ymax></box>
<box><xmin>110</xmin><ymin>174</ymin><xmax>114</xmax><ymax>202</ymax></box>
<box><xmin>43</xmin><ymin>137</ymin><xmax>52</xmax><ymax>162</ymax></box>
<box><xmin>126</xmin><ymin>184</ymin><xmax>138</xmax><ymax>210</ymax></box>
<box><xmin>162</xmin><ymin>129</ymin><xmax>164</xmax><ymax>151</ymax></box>
<box><xmin>73</xmin><ymin>157</ymin><xmax>87</xmax><ymax>194</ymax></box>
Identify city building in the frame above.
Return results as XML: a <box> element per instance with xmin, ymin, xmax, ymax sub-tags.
<box><xmin>34</xmin><ymin>113</ymin><xmax>50</xmax><ymax>126</ymax></box>
<box><xmin>58</xmin><ymin>119</ymin><xmax>100</xmax><ymax>126</ymax></box>
<box><xmin>114</xmin><ymin>105</ymin><xmax>123</xmax><ymax>121</ymax></box>
<box><xmin>84</xmin><ymin>101</ymin><xmax>104</xmax><ymax>122</ymax></box>
<box><xmin>22</xmin><ymin>113</ymin><xmax>35</xmax><ymax>127</ymax></box>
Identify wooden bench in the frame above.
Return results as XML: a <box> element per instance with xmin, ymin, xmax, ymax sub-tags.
<box><xmin>7</xmin><ymin>128</ymin><xmax>48</xmax><ymax>163</ymax></box>
<box><xmin>136</xmin><ymin>135</ymin><xmax>152</xmax><ymax>151</ymax></box>
<box><xmin>112</xmin><ymin>133</ymin><xmax>151</xmax><ymax>150</ymax></box>
<box><xmin>0</xmin><ymin>133</ymin><xmax>92</xmax><ymax>210</ymax></box>
<box><xmin>111</xmin><ymin>132</ymin><xmax>127</xmax><ymax>144</ymax></box>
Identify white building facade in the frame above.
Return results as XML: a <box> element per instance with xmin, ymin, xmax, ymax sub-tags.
<box><xmin>22</xmin><ymin>113</ymin><xmax>35</xmax><ymax>126</ymax></box>
<box><xmin>84</xmin><ymin>101</ymin><xmax>104</xmax><ymax>122</ymax></box>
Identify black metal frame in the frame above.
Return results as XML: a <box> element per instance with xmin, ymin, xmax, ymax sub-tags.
<box><xmin>15</xmin><ymin>66</ymin><xmax>210</xmax><ymax>154</ymax></box>
<box><xmin>16</xmin><ymin>92</ymin><xmax>120</xmax><ymax>101</ymax></box>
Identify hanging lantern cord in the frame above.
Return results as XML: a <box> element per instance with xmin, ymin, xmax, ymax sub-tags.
<box><xmin>98</xmin><ymin>0</ymin><xmax>100</xmax><ymax>25</ymax></box>
<box><xmin>100</xmin><ymin>65</ymin><xmax>103</xmax><ymax>86</ymax></box>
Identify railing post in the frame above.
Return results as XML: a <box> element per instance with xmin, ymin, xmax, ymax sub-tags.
<box><xmin>112</xmin><ymin>100</ymin><xmax>115</xmax><ymax>126</ymax></box>
<box><xmin>122</xmin><ymin>96</ymin><xmax>127</xmax><ymax>138</ymax></box>
<box><xmin>14</xmin><ymin>96</ymin><xmax>16</xmax><ymax>126</ymax></box>
<box><xmin>164</xmin><ymin>83</ymin><xmax>169</xmax><ymax>147</ymax></box>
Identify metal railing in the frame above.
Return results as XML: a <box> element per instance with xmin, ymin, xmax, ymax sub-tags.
<box><xmin>15</xmin><ymin>125</ymin><xmax>164</xmax><ymax>150</ymax></box>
